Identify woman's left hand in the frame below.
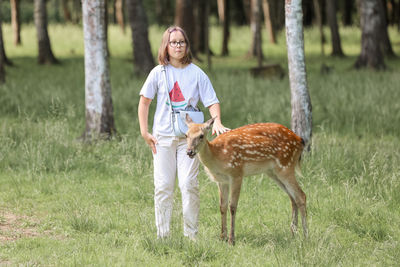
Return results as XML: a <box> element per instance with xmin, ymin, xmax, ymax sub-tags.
<box><xmin>212</xmin><ymin>120</ymin><xmax>230</xmax><ymax>136</ymax></box>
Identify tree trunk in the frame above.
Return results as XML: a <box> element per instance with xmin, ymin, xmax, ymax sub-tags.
<box><xmin>249</xmin><ymin>0</ymin><xmax>263</xmax><ymax>62</ymax></box>
<box><xmin>217</xmin><ymin>0</ymin><xmax>225</xmax><ymax>22</ymax></box>
<box><xmin>285</xmin><ymin>0</ymin><xmax>312</xmax><ymax>150</ymax></box>
<box><xmin>195</xmin><ymin>0</ymin><xmax>211</xmax><ymax>54</ymax></box>
<box><xmin>73</xmin><ymin>0</ymin><xmax>81</xmax><ymax>23</ymax></box>
<box><xmin>222</xmin><ymin>0</ymin><xmax>230</xmax><ymax>56</ymax></box>
<box><xmin>343</xmin><ymin>0</ymin><xmax>354</xmax><ymax>25</ymax></box>
<box><xmin>205</xmin><ymin>0</ymin><xmax>211</xmax><ymax>69</ymax></box>
<box><xmin>34</xmin><ymin>0</ymin><xmax>58</xmax><ymax>64</ymax></box>
<box><xmin>0</xmin><ymin>0</ymin><xmax>6</xmax><ymax>83</ymax></box>
<box><xmin>155</xmin><ymin>0</ymin><xmax>173</xmax><ymax>25</ymax></box>
<box><xmin>398</xmin><ymin>0</ymin><xmax>400</xmax><ymax>30</ymax></box>
<box><xmin>61</xmin><ymin>0</ymin><xmax>72</xmax><ymax>22</ymax></box>
<box><xmin>53</xmin><ymin>0</ymin><xmax>60</xmax><ymax>22</ymax></box>
<box><xmin>175</xmin><ymin>0</ymin><xmax>197</xmax><ymax>56</ymax></box>
<box><xmin>355</xmin><ymin>0</ymin><xmax>386</xmax><ymax>70</ymax></box>
<box><xmin>302</xmin><ymin>0</ymin><xmax>314</xmax><ymax>26</ymax></box>
<box><xmin>262</xmin><ymin>0</ymin><xmax>276</xmax><ymax>44</ymax></box>
<box><xmin>10</xmin><ymin>0</ymin><xmax>21</xmax><ymax>46</ymax></box>
<box><xmin>379</xmin><ymin>0</ymin><xmax>396</xmax><ymax>57</ymax></box>
<box><xmin>313</xmin><ymin>0</ymin><xmax>325</xmax><ymax>56</ymax></box>
<box><xmin>326</xmin><ymin>0</ymin><xmax>345</xmax><ymax>56</ymax></box>
<box><xmin>115</xmin><ymin>0</ymin><xmax>125</xmax><ymax>34</ymax></box>
<box><xmin>82</xmin><ymin>0</ymin><xmax>116</xmax><ymax>140</ymax></box>
<box><xmin>232</xmin><ymin>0</ymin><xmax>248</xmax><ymax>25</ymax></box>
<box><xmin>126</xmin><ymin>0</ymin><xmax>155</xmax><ymax>76</ymax></box>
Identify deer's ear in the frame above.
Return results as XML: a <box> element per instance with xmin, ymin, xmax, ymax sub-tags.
<box><xmin>185</xmin><ymin>114</ymin><xmax>194</xmax><ymax>125</ymax></box>
<box><xmin>203</xmin><ymin>117</ymin><xmax>215</xmax><ymax>131</ymax></box>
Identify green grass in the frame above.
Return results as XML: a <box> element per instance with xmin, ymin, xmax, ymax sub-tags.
<box><xmin>1</xmin><ymin>23</ymin><xmax>400</xmax><ymax>266</ymax></box>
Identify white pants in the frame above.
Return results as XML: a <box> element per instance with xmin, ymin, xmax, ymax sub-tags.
<box><xmin>153</xmin><ymin>134</ymin><xmax>200</xmax><ymax>238</ymax></box>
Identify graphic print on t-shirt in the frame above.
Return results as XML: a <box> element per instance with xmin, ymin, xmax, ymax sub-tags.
<box><xmin>168</xmin><ymin>81</ymin><xmax>187</xmax><ymax>108</ymax></box>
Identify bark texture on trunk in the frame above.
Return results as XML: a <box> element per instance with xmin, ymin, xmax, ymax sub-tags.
<box><xmin>221</xmin><ymin>0</ymin><xmax>230</xmax><ymax>56</ymax></box>
<box><xmin>115</xmin><ymin>0</ymin><xmax>125</xmax><ymax>34</ymax></box>
<box><xmin>0</xmin><ymin>0</ymin><xmax>11</xmax><ymax>67</ymax></box>
<box><xmin>262</xmin><ymin>0</ymin><xmax>276</xmax><ymax>44</ymax></box>
<box><xmin>285</xmin><ymin>0</ymin><xmax>312</xmax><ymax>150</ymax></box>
<box><xmin>326</xmin><ymin>0</ymin><xmax>344</xmax><ymax>56</ymax></box>
<box><xmin>250</xmin><ymin>0</ymin><xmax>263</xmax><ymax>61</ymax></box>
<box><xmin>195</xmin><ymin>0</ymin><xmax>211</xmax><ymax>54</ymax></box>
<box><xmin>174</xmin><ymin>0</ymin><xmax>196</xmax><ymax>56</ymax></box>
<box><xmin>313</xmin><ymin>0</ymin><xmax>325</xmax><ymax>56</ymax></box>
<box><xmin>379</xmin><ymin>0</ymin><xmax>396</xmax><ymax>57</ymax></box>
<box><xmin>355</xmin><ymin>0</ymin><xmax>386</xmax><ymax>70</ymax></box>
<box><xmin>204</xmin><ymin>0</ymin><xmax>211</xmax><ymax>69</ymax></box>
<box><xmin>343</xmin><ymin>0</ymin><xmax>354</xmax><ymax>25</ymax></box>
<box><xmin>34</xmin><ymin>0</ymin><xmax>58</xmax><ymax>64</ymax></box>
<box><xmin>61</xmin><ymin>0</ymin><xmax>71</xmax><ymax>22</ymax></box>
<box><xmin>82</xmin><ymin>0</ymin><xmax>116</xmax><ymax>140</ymax></box>
<box><xmin>0</xmin><ymin>0</ymin><xmax>5</xmax><ymax>83</ymax></box>
<box><xmin>126</xmin><ymin>0</ymin><xmax>155</xmax><ymax>76</ymax></box>
<box><xmin>10</xmin><ymin>0</ymin><xmax>21</xmax><ymax>46</ymax></box>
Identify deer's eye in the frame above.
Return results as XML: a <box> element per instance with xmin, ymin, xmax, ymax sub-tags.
<box><xmin>199</xmin><ymin>134</ymin><xmax>204</xmax><ymax>139</ymax></box>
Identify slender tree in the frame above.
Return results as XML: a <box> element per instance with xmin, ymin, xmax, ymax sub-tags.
<box><xmin>155</xmin><ymin>0</ymin><xmax>174</xmax><ymax>25</ymax></box>
<box><xmin>82</xmin><ymin>0</ymin><xmax>116</xmax><ymax>140</ymax></box>
<box><xmin>174</xmin><ymin>0</ymin><xmax>197</xmax><ymax>56</ymax></box>
<box><xmin>249</xmin><ymin>0</ymin><xmax>264</xmax><ymax>62</ymax></box>
<box><xmin>0</xmin><ymin>0</ymin><xmax>5</xmax><ymax>83</ymax></box>
<box><xmin>34</xmin><ymin>0</ymin><xmax>58</xmax><ymax>64</ymax></box>
<box><xmin>326</xmin><ymin>0</ymin><xmax>345</xmax><ymax>56</ymax></box>
<box><xmin>61</xmin><ymin>0</ymin><xmax>72</xmax><ymax>22</ymax></box>
<box><xmin>262</xmin><ymin>0</ymin><xmax>276</xmax><ymax>44</ymax></box>
<box><xmin>379</xmin><ymin>0</ymin><xmax>396</xmax><ymax>57</ymax></box>
<box><xmin>285</xmin><ymin>0</ymin><xmax>312</xmax><ymax>150</ymax></box>
<box><xmin>355</xmin><ymin>0</ymin><xmax>386</xmax><ymax>70</ymax></box>
<box><xmin>204</xmin><ymin>0</ymin><xmax>212</xmax><ymax>69</ymax></box>
<box><xmin>343</xmin><ymin>0</ymin><xmax>354</xmax><ymax>25</ymax></box>
<box><xmin>72</xmin><ymin>0</ymin><xmax>81</xmax><ymax>23</ymax></box>
<box><xmin>195</xmin><ymin>0</ymin><xmax>211</xmax><ymax>54</ymax></box>
<box><xmin>126</xmin><ymin>0</ymin><xmax>155</xmax><ymax>75</ymax></box>
<box><xmin>218</xmin><ymin>0</ymin><xmax>230</xmax><ymax>55</ymax></box>
<box><xmin>313</xmin><ymin>0</ymin><xmax>325</xmax><ymax>56</ymax></box>
<box><xmin>10</xmin><ymin>0</ymin><xmax>21</xmax><ymax>46</ymax></box>
<box><xmin>115</xmin><ymin>0</ymin><xmax>125</xmax><ymax>34</ymax></box>
<box><xmin>0</xmin><ymin>0</ymin><xmax>11</xmax><ymax>66</ymax></box>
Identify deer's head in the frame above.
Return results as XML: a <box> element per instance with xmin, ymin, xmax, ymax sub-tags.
<box><xmin>185</xmin><ymin>115</ymin><xmax>215</xmax><ymax>158</ymax></box>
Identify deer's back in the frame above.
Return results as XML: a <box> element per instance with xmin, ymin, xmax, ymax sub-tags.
<box><xmin>208</xmin><ymin>123</ymin><xmax>304</xmax><ymax>172</ymax></box>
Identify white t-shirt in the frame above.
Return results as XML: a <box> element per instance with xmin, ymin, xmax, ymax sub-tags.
<box><xmin>140</xmin><ymin>63</ymin><xmax>219</xmax><ymax>136</ymax></box>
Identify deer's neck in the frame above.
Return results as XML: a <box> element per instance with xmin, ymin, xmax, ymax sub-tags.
<box><xmin>198</xmin><ymin>140</ymin><xmax>214</xmax><ymax>167</ymax></box>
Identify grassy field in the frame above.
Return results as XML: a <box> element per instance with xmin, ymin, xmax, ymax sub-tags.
<box><xmin>0</xmin><ymin>23</ymin><xmax>400</xmax><ymax>266</ymax></box>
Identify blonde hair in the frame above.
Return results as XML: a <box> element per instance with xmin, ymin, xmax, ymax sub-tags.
<box><xmin>158</xmin><ymin>26</ymin><xmax>193</xmax><ymax>66</ymax></box>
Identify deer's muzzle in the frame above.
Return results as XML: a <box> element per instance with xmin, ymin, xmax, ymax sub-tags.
<box><xmin>187</xmin><ymin>149</ymin><xmax>196</xmax><ymax>158</ymax></box>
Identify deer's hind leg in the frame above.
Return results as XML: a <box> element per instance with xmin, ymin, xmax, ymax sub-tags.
<box><xmin>274</xmin><ymin>169</ymin><xmax>308</xmax><ymax>238</ymax></box>
<box><xmin>269</xmin><ymin>172</ymin><xmax>299</xmax><ymax>235</ymax></box>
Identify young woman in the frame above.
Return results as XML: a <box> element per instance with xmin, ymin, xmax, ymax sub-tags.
<box><xmin>138</xmin><ymin>26</ymin><xmax>229</xmax><ymax>240</ymax></box>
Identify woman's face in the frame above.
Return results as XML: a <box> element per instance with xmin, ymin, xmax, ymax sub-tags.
<box><xmin>167</xmin><ymin>30</ymin><xmax>186</xmax><ymax>62</ymax></box>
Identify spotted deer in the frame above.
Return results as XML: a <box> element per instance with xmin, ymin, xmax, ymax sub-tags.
<box><xmin>185</xmin><ymin>116</ymin><xmax>308</xmax><ymax>245</ymax></box>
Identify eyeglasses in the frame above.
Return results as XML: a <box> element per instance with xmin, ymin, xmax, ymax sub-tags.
<box><xmin>169</xmin><ymin>41</ymin><xmax>186</xmax><ymax>48</ymax></box>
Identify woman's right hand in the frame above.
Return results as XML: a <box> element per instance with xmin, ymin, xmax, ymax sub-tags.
<box><xmin>142</xmin><ymin>132</ymin><xmax>158</xmax><ymax>154</ymax></box>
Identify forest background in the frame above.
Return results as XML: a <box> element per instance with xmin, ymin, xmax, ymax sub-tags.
<box><xmin>0</xmin><ymin>0</ymin><xmax>400</xmax><ymax>265</ymax></box>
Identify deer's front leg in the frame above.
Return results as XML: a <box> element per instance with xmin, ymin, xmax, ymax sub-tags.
<box><xmin>218</xmin><ymin>182</ymin><xmax>229</xmax><ymax>241</ymax></box>
<box><xmin>229</xmin><ymin>176</ymin><xmax>243</xmax><ymax>245</ymax></box>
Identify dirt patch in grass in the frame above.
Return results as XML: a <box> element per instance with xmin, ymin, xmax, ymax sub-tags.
<box><xmin>0</xmin><ymin>210</ymin><xmax>42</xmax><ymax>243</ymax></box>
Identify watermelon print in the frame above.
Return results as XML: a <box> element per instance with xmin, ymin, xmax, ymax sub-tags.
<box><xmin>168</xmin><ymin>81</ymin><xmax>187</xmax><ymax>108</ymax></box>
